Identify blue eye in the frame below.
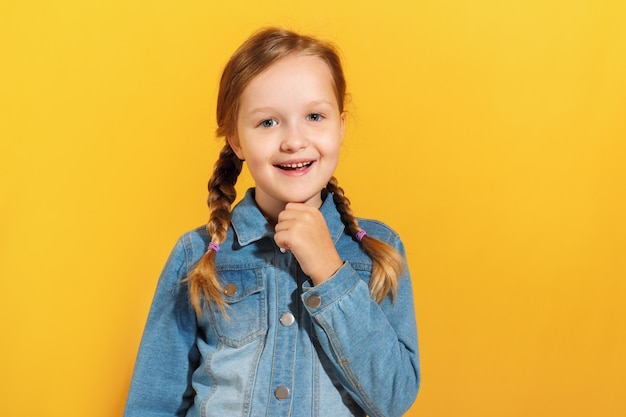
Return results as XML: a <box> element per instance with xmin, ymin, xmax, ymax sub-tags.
<box><xmin>259</xmin><ymin>119</ymin><xmax>277</xmax><ymax>128</ymax></box>
<box><xmin>306</xmin><ymin>113</ymin><xmax>324</xmax><ymax>122</ymax></box>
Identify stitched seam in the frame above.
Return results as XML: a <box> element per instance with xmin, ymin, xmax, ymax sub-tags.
<box><xmin>241</xmin><ymin>339</ymin><xmax>265</xmax><ymax>417</ymax></box>
<box><xmin>315</xmin><ymin>315</ymin><xmax>383</xmax><ymax>417</ymax></box>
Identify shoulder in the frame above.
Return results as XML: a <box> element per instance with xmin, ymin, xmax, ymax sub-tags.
<box><xmin>356</xmin><ymin>217</ymin><xmax>403</xmax><ymax>246</ymax></box>
<box><xmin>335</xmin><ymin>216</ymin><xmax>406</xmax><ymax>270</ymax></box>
<box><xmin>169</xmin><ymin>226</ymin><xmax>211</xmax><ymax>271</ymax></box>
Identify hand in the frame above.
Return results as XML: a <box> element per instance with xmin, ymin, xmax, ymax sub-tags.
<box><xmin>274</xmin><ymin>203</ymin><xmax>343</xmax><ymax>285</ymax></box>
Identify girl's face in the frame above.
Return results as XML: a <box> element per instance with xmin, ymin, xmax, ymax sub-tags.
<box><xmin>229</xmin><ymin>53</ymin><xmax>346</xmax><ymax>222</ymax></box>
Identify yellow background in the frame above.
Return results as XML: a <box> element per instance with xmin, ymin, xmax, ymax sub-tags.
<box><xmin>1</xmin><ymin>0</ymin><xmax>625</xmax><ymax>416</ymax></box>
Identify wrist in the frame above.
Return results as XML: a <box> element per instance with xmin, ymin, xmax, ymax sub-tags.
<box><xmin>309</xmin><ymin>257</ymin><xmax>343</xmax><ymax>286</ymax></box>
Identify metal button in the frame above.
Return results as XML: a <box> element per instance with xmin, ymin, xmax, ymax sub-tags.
<box><xmin>274</xmin><ymin>385</ymin><xmax>290</xmax><ymax>400</ymax></box>
<box><xmin>223</xmin><ymin>283</ymin><xmax>238</xmax><ymax>297</ymax></box>
<box><xmin>279</xmin><ymin>312</ymin><xmax>295</xmax><ymax>327</ymax></box>
<box><xmin>306</xmin><ymin>294</ymin><xmax>322</xmax><ymax>308</ymax></box>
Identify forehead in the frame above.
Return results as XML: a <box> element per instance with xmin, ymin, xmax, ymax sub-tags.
<box><xmin>239</xmin><ymin>54</ymin><xmax>338</xmax><ymax>108</ymax></box>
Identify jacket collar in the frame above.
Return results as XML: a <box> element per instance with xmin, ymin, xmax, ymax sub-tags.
<box><xmin>231</xmin><ymin>188</ymin><xmax>346</xmax><ymax>247</ymax></box>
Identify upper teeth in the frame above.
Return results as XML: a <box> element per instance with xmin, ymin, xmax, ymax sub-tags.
<box><xmin>281</xmin><ymin>162</ymin><xmax>310</xmax><ymax>168</ymax></box>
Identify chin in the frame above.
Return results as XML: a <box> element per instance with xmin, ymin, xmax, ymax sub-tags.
<box><xmin>282</xmin><ymin>191</ymin><xmax>322</xmax><ymax>205</ymax></box>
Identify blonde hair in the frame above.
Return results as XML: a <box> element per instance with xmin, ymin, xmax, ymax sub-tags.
<box><xmin>186</xmin><ymin>28</ymin><xmax>404</xmax><ymax>316</ymax></box>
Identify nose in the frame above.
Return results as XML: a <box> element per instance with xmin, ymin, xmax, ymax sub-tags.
<box><xmin>280</xmin><ymin>122</ymin><xmax>308</xmax><ymax>152</ymax></box>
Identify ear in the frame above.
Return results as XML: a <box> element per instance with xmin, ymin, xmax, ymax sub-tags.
<box><xmin>227</xmin><ymin>134</ymin><xmax>245</xmax><ymax>161</ymax></box>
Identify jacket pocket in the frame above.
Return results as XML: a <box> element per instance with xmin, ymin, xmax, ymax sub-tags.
<box><xmin>208</xmin><ymin>263</ymin><xmax>268</xmax><ymax>348</ymax></box>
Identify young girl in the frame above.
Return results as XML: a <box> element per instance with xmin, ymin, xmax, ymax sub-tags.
<box><xmin>124</xmin><ymin>27</ymin><xmax>420</xmax><ymax>417</ymax></box>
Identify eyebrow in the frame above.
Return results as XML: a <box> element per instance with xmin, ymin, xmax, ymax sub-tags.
<box><xmin>245</xmin><ymin>106</ymin><xmax>275</xmax><ymax>116</ymax></box>
<box><xmin>246</xmin><ymin>99</ymin><xmax>336</xmax><ymax>116</ymax></box>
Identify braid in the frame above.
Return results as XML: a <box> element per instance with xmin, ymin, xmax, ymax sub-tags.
<box><xmin>327</xmin><ymin>177</ymin><xmax>361</xmax><ymax>237</ymax></box>
<box><xmin>185</xmin><ymin>143</ymin><xmax>242</xmax><ymax>316</ymax></box>
<box><xmin>327</xmin><ymin>177</ymin><xmax>404</xmax><ymax>303</ymax></box>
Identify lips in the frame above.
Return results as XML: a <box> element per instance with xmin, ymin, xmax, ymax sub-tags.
<box><xmin>276</xmin><ymin>161</ymin><xmax>314</xmax><ymax>170</ymax></box>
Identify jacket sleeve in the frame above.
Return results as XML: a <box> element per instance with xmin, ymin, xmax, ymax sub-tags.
<box><xmin>124</xmin><ymin>237</ymin><xmax>199</xmax><ymax>417</ymax></box>
<box><xmin>301</xmin><ymin>232</ymin><xmax>420</xmax><ymax>417</ymax></box>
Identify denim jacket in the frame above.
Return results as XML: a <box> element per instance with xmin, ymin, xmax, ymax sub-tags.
<box><xmin>124</xmin><ymin>189</ymin><xmax>419</xmax><ymax>417</ymax></box>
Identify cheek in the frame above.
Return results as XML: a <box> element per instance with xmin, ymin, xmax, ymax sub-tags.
<box><xmin>237</xmin><ymin>133</ymin><xmax>262</xmax><ymax>159</ymax></box>
<box><xmin>321</xmin><ymin>132</ymin><xmax>342</xmax><ymax>154</ymax></box>
<box><xmin>242</xmin><ymin>144</ymin><xmax>272</xmax><ymax>169</ymax></box>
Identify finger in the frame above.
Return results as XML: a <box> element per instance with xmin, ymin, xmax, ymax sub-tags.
<box><xmin>279</xmin><ymin>208</ymin><xmax>319</xmax><ymax>226</ymax></box>
<box><xmin>284</xmin><ymin>202</ymin><xmax>310</xmax><ymax>211</ymax></box>
<box><xmin>280</xmin><ymin>203</ymin><xmax>319</xmax><ymax>220</ymax></box>
<box><xmin>273</xmin><ymin>231</ymin><xmax>291</xmax><ymax>252</ymax></box>
<box><xmin>277</xmin><ymin>209</ymin><xmax>297</xmax><ymax>223</ymax></box>
<box><xmin>277</xmin><ymin>204</ymin><xmax>308</xmax><ymax>222</ymax></box>
<box><xmin>274</xmin><ymin>218</ymin><xmax>297</xmax><ymax>233</ymax></box>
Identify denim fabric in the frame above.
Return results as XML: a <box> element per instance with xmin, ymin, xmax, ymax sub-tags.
<box><xmin>124</xmin><ymin>189</ymin><xmax>419</xmax><ymax>417</ymax></box>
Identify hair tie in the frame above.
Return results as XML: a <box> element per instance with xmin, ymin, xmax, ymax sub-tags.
<box><xmin>207</xmin><ymin>242</ymin><xmax>220</xmax><ymax>253</ymax></box>
<box><xmin>355</xmin><ymin>230</ymin><xmax>367</xmax><ymax>242</ymax></box>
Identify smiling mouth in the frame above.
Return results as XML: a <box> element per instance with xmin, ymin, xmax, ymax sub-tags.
<box><xmin>276</xmin><ymin>161</ymin><xmax>314</xmax><ymax>170</ymax></box>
